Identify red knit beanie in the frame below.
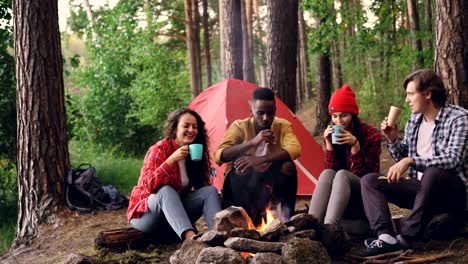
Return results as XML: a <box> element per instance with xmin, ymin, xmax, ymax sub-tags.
<box><xmin>328</xmin><ymin>84</ymin><xmax>359</xmax><ymax>115</ymax></box>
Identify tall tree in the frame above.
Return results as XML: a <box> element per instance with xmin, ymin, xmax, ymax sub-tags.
<box><xmin>220</xmin><ymin>0</ymin><xmax>243</xmax><ymax>79</ymax></box>
<box><xmin>202</xmin><ymin>0</ymin><xmax>212</xmax><ymax>86</ymax></box>
<box><xmin>13</xmin><ymin>0</ymin><xmax>70</xmax><ymax>247</ymax></box>
<box><xmin>266</xmin><ymin>0</ymin><xmax>299</xmax><ymax>112</ymax></box>
<box><xmin>434</xmin><ymin>0</ymin><xmax>468</xmax><ymax>108</ymax></box>
<box><xmin>314</xmin><ymin>53</ymin><xmax>332</xmax><ymax>135</ymax></box>
<box><xmin>241</xmin><ymin>0</ymin><xmax>255</xmax><ymax>82</ymax></box>
<box><xmin>298</xmin><ymin>3</ymin><xmax>312</xmax><ymax>100</ymax></box>
<box><xmin>254</xmin><ymin>0</ymin><xmax>266</xmax><ymax>86</ymax></box>
<box><xmin>185</xmin><ymin>0</ymin><xmax>202</xmax><ymax>97</ymax></box>
<box><xmin>407</xmin><ymin>0</ymin><xmax>424</xmax><ymax>69</ymax></box>
<box><xmin>424</xmin><ymin>0</ymin><xmax>433</xmax><ymax>49</ymax></box>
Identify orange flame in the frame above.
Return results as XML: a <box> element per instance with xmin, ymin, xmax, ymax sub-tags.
<box><xmin>240</xmin><ymin>252</ymin><xmax>255</xmax><ymax>258</ymax></box>
<box><xmin>256</xmin><ymin>209</ymin><xmax>276</xmax><ymax>232</ymax></box>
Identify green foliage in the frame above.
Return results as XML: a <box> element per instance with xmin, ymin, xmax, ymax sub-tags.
<box><xmin>0</xmin><ymin>0</ymin><xmax>15</xmax><ymax>161</ymax></box>
<box><xmin>303</xmin><ymin>0</ymin><xmax>434</xmax><ymax>127</ymax></box>
<box><xmin>0</xmin><ymin>164</ymin><xmax>17</xmax><ymax>254</ymax></box>
<box><xmin>68</xmin><ymin>1</ymin><xmax>190</xmax><ymax>155</ymax></box>
<box><xmin>0</xmin><ymin>205</ymin><xmax>16</xmax><ymax>254</ymax></box>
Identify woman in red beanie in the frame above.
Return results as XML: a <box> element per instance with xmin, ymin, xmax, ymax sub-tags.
<box><xmin>308</xmin><ymin>84</ymin><xmax>381</xmax><ymax>235</ymax></box>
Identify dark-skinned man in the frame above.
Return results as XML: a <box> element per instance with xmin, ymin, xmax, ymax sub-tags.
<box><xmin>214</xmin><ymin>87</ymin><xmax>302</xmax><ymax>225</ymax></box>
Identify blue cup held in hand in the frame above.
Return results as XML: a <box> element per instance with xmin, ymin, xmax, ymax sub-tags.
<box><xmin>189</xmin><ymin>144</ymin><xmax>203</xmax><ymax>161</ymax></box>
<box><xmin>332</xmin><ymin>125</ymin><xmax>344</xmax><ymax>144</ymax></box>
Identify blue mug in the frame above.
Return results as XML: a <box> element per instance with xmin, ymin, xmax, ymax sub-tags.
<box><xmin>332</xmin><ymin>125</ymin><xmax>344</xmax><ymax>144</ymax></box>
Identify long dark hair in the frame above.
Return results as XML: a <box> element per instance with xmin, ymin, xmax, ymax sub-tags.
<box><xmin>164</xmin><ymin>108</ymin><xmax>211</xmax><ymax>189</ymax></box>
<box><xmin>332</xmin><ymin>115</ymin><xmax>364</xmax><ymax>167</ymax></box>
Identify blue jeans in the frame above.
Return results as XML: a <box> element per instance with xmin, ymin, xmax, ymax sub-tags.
<box><xmin>130</xmin><ymin>185</ymin><xmax>221</xmax><ymax>239</ymax></box>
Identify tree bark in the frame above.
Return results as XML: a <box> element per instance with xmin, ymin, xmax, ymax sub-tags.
<box><xmin>185</xmin><ymin>0</ymin><xmax>201</xmax><ymax>98</ymax></box>
<box><xmin>202</xmin><ymin>0</ymin><xmax>212</xmax><ymax>87</ymax></box>
<box><xmin>242</xmin><ymin>0</ymin><xmax>255</xmax><ymax>82</ymax></box>
<box><xmin>13</xmin><ymin>0</ymin><xmax>70</xmax><ymax>247</ymax></box>
<box><xmin>298</xmin><ymin>3</ymin><xmax>311</xmax><ymax>100</ymax></box>
<box><xmin>407</xmin><ymin>0</ymin><xmax>424</xmax><ymax>69</ymax></box>
<box><xmin>314</xmin><ymin>52</ymin><xmax>332</xmax><ymax>136</ymax></box>
<box><xmin>434</xmin><ymin>0</ymin><xmax>468</xmax><ymax>108</ymax></box>
<box><xmin>266</xmin><ymin>0</ymin><xmax>299</xmax><ymax>112</ymax></box>
<box><xmin>220</xmin><ymin>0</ymin><xmax>243</xmax><ymax>79</ymax></box>
<box><xmin>424</xmin><ymin>0</ymin><xmax>433</xmax><ymax>49</ymax></box>
<box><xmin>192</xmin><ymin>0</ymin><xmax>203</xmax><ymax>90</ymax></box>
<box><xmin>254</xmin><ymin>0</ymin><xmax>266</xmax><ymax>86</ymax></box>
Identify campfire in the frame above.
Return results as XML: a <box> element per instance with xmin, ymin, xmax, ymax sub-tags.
<box><xmin>169</xmin><ymin>206</ymin><xmax>342</xmax><ymax>264</ymax></box>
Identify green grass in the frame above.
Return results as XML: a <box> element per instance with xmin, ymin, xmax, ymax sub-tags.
<box><xmin>0</xmin><ymin>206</ymin><xmax>16</xmax><ymax>255</ymax></box>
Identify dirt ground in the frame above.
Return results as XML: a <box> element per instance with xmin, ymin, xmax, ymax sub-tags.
<box><xmin>1</xmin><ymin>104</ymin><xmax>467</xmax><ymax>263</ymax></box>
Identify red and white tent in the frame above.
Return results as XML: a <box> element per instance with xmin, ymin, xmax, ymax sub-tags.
<box><xmin>189</xmin><ymin>79</ymin><xmax>324</xmax><ymax>195</ymax></box>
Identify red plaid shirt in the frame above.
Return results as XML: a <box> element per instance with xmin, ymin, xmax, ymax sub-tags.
<box><xmin>324</xmin><ymin>122</ymin><xmax>381</xmax><ymax>176</ymax></box>
<box><xmin>126</xmin><ymin>137</ymin><xmax>182</xmax><ymax>223</ymax></box>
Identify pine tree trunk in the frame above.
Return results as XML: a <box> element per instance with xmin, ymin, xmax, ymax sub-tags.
<box><xmin>192</xmin><ymin>0</ymin><xmax>203</xmax><ymax>90</ymax></box>
<box><xmin>314</xmin><ymin>52</ymin><xmax>332</xmax><ymax>136</ymax></box>
<box><xmin>434</xmin><ymin>0</ymin><xmax>468</xmax><ymax>108</ymax></box>
<box><xmin>254</xmin><ymin>0</ymin><xmax>266</xmax><ymax>86</ymax></box>
<box><xmin>296</xmin><ymin>45</ymin><xmax>303</xmax><ymax>109</ymax></box>
<box><xmin>13</xmin><ymin>0</ymin><xmax>70</xmax><ymax>247</ymax></box>
<box><xmin>185</xmin><ymin>0</ymin><xmax>201</xmax><ymax>97</ymax></box>
<box><xmin>220</xmin><ymin>0</ymin><xmax>243</xmax><ymax>79</ymax></box>
<box><xmin>202</xmin><ymin>0</ymin><xmax>212</xmax><ymax>87</ymax></box>
<box><xmin>331</xmin><ymin>39</ymin><xmax>343</xmax><ymax>89</ymax></box>
<box><xmin>241</xmin><ymin>0</ymin><xmax>255</xmax><ymax>82</ymax></box>
<box><xmin>298</xmin><ymin>4</ymin><xmax>311</xmax><ymax>100</ymax></box>
<box><xmin>424</xmin><ymin>0</ymin><xmax>433</xmax><ymax>50</ymax></box>
<box><xmin>407</xmin><ymin>0</ymin><xmax>424</xmax><ymax>69</ymax></box>
<box><xmin>266</xmin><ymin>0</ymin><xmax>299</xmax><ymax>112</ymax></box>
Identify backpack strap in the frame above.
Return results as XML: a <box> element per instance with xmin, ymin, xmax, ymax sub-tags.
<box><xmin>65</xmin><ymin>184</ymin><xmax>95</xmax><ymax>214</ymax></box>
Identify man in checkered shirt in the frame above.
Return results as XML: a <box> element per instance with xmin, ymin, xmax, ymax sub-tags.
<box><xmin>361</xmin><ymin>69</ymin><xmax>468</xmax><ymax>256</ymax></box>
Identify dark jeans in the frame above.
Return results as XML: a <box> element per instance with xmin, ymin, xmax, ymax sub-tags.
<box><xmin>361</xmin><ymin>167</ymin><xmax>466</xmax><ymax>241</ymax></box>
<box><xmin>222</xmin><ymin>160</ymin><xmax>298</xmax><ymax>226</ymax></box>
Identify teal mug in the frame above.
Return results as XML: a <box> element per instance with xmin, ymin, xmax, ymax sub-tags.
<box><xmin>332</xmin><ymin>125</ymin><xmax>344</xmax><ymax>144</ymax></box>
<box><xmin>188</xmin><ymin>144</ymin><xmax>203</xmax><ymax>161</ymax></box>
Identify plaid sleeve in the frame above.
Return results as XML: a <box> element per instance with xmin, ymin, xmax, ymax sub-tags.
<box><xmin>350</xmin><ymin>126</ymin><xmax>382</xmax><ymax>176</ymax></box>
<box><xmin>323</xmin><ymin>137</ymin><xmax>340</xmax><ymax>170</ymax></box>
<box><xmin>413</xmin><ymin>113</ymin><xmax>468</xmax><ymax>171</ymax></box>
<box><xmin>140</xmin><ymin>144</ymin><xmax>176</xmax><ymax>194</ymax></box>
<box><xmin>387</xmin><ymin>120</ymin><xmax>411</xmax><ymax>161</ymax></box>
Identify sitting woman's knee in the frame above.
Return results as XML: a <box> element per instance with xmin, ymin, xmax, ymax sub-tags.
<box><xmin>158</xmin><ymin>185</ymin><xmax>177</xmax><ymax>195</ymax></box>
<box><xmin>281</xmin><ymin>161</ymin><xmax>297</xmax><ymax>176</ymax></box>
<box><xmin>334</xmin><ymin>170</ymin><xmax>354</xmax><ymax>184</ymax></box>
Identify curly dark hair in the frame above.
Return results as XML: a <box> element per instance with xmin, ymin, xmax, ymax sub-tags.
<box><xmin>164</xmin><ymin>108</ymin><xmax>212</xmax><ymax>189</ymax></box>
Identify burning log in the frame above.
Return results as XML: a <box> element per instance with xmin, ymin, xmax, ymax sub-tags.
<box><xmin>260</xmin><ymin>219</ymin><xmax>288</xmax><ymax>242</ymax></box>
<box><xmin>229</xmin><ymin>228</ymin><xmax>261</xmax><ymax>240</ymax></box>
<box><xmin>224</xmin><ymin>237</ymin><xmax>284</xmax><ymax>254</ymax></box>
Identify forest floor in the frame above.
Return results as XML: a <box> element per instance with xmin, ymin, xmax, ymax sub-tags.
<box><xmin>1</xmin><ymin>103</ymin><xmax>467</xmax><ymax>264</ymax></box>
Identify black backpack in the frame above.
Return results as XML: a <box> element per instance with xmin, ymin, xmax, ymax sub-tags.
<box><xmin>65</xmin><ymin>163</ymin><xmax>128</xmax><ymax>214</ymax></box>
